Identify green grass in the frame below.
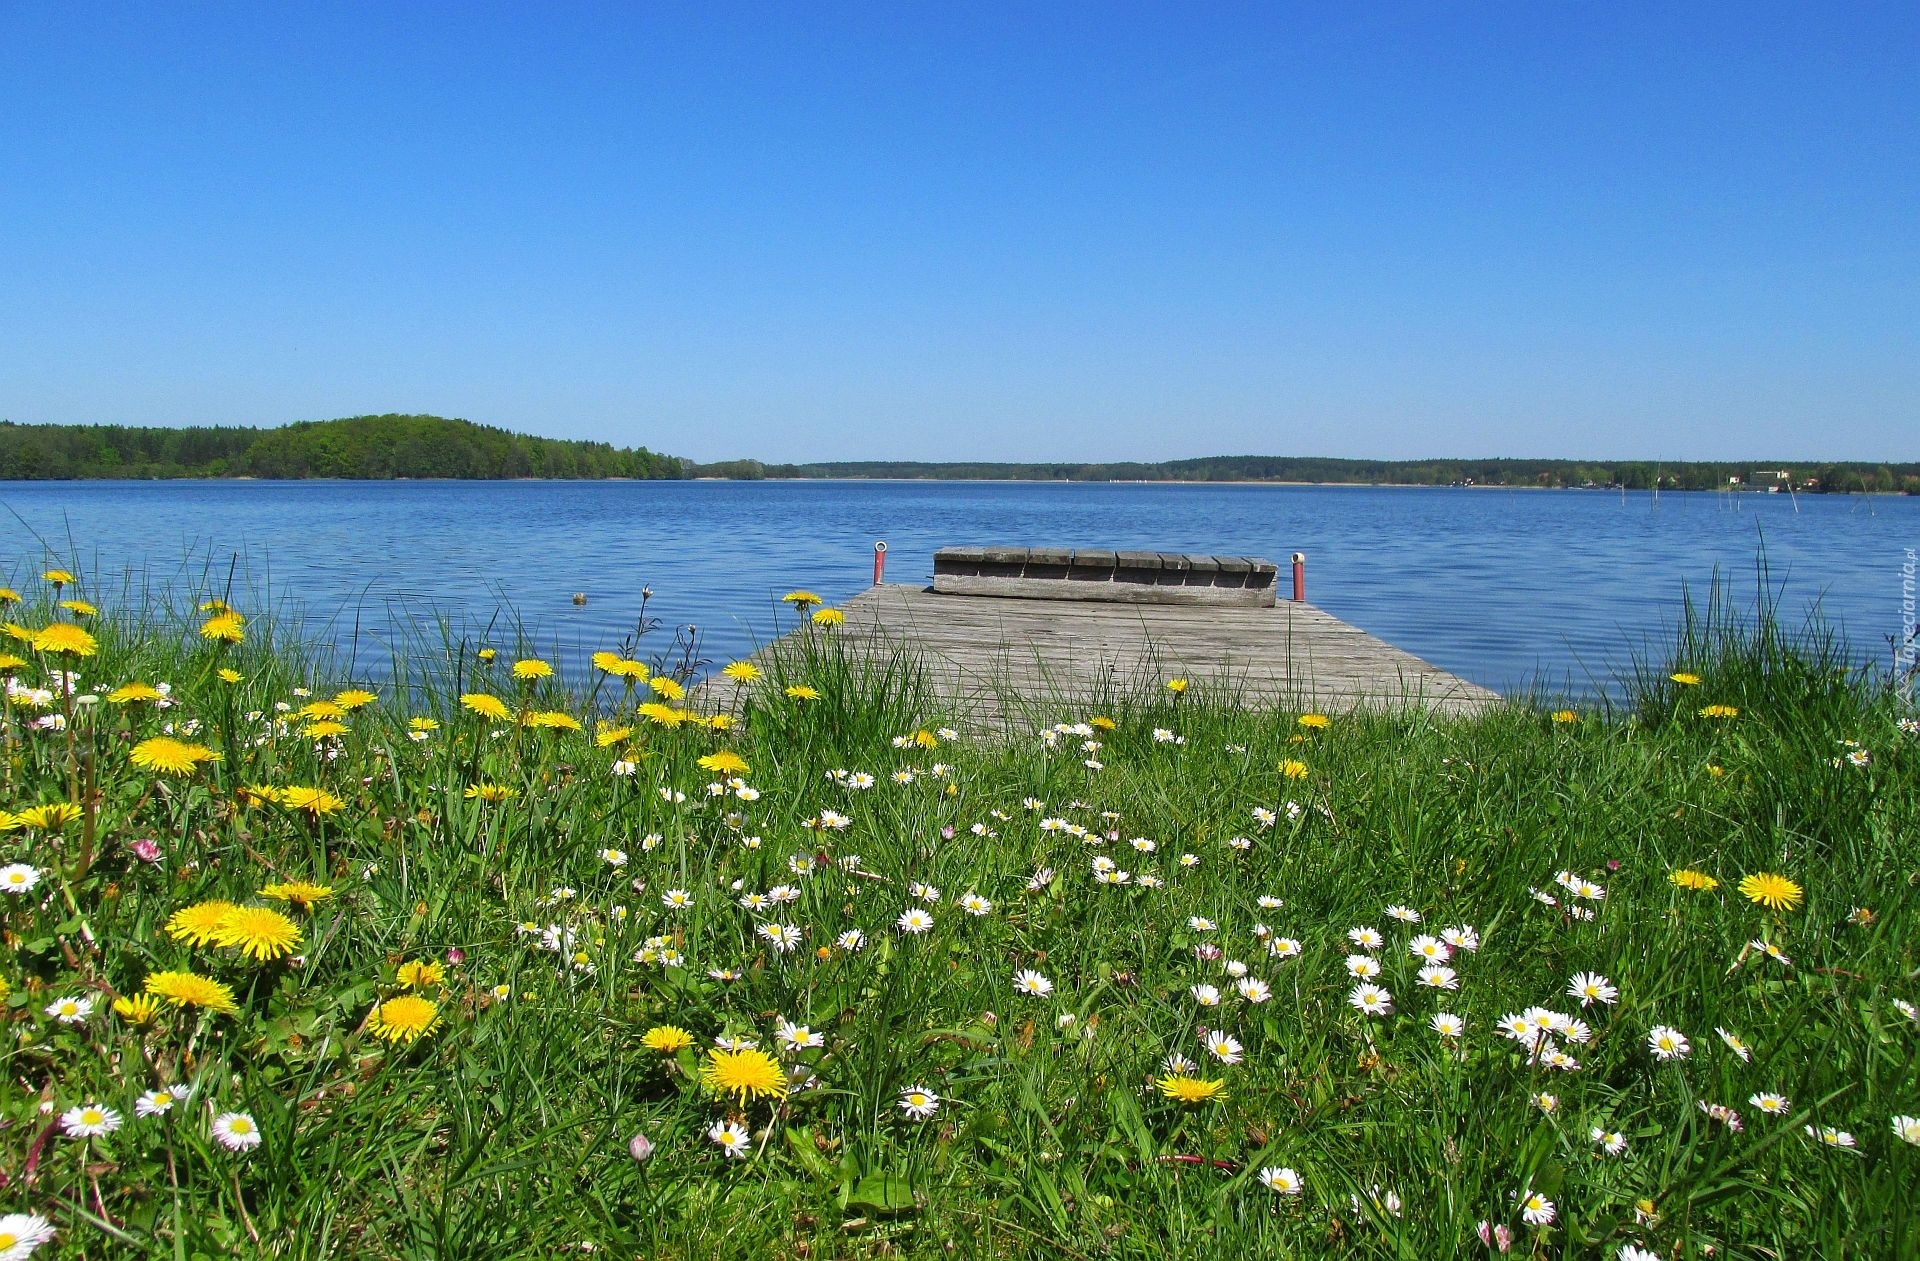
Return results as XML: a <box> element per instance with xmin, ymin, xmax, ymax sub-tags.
<box><xmin>1</xmin><ymin>569</ymin><xmax>1916</xmax><ymax>1260</ymax></box>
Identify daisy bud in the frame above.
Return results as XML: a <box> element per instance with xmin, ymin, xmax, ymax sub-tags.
<box><xmin>628</xmin><ymin>1132</ymin><xmax>654</xmax><ymax>1162</ymax></box>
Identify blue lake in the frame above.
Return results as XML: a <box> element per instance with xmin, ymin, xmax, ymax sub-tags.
<box><xmin>1</xmin><ymin>479</ymin><xmax>1914</xmax><ymax>700</ymax></box>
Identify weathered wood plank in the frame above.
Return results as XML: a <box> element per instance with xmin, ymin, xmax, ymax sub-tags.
<box><xmin>696</xmin><ymin>584</ymin><xmax>1500</xmax><ymax>728</ymax></box>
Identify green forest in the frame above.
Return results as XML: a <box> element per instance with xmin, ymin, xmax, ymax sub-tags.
<box><xmin>0</xmin><ymin>415</ymin><xmax>682</xmax><ymax>480</ymax></box>
<box><xmin>701</xmin><ymin>454</ymin><xmax>1920</xmax><ymax>492</ymax></box>
<box><xmin>3</xmin><ymin>414</ymin><xmax>1911</xmax><ymax>491</ymax></box>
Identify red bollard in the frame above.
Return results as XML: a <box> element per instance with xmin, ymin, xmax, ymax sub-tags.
<box><xmin>873</xmin><ymin>541</ymin><xmax>888</xmax><ymax>585</ymax></box>
<box><xmin>1291</xmin><ymin>552</ymin><xmax>1305</xmax><ymax>603</ymax></box>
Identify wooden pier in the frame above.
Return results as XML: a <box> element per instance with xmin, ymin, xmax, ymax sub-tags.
<box><xmin>712</xmin><ymin>558</ymin><xmax>1500</xmax><ymax>728</ymax></box>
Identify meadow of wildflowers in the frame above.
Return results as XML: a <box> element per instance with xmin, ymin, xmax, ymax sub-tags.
<box><xmin>0</xmin><ymin>563</ymin><xmax>1916</xmax><ymax>1258</ymax></box>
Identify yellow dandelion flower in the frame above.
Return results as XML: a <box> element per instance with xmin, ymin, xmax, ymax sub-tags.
<box><xmin>409</xmin><ymin>716</ymin><xmax>440</xmax><ymax>732</ymax></box>
<box><xmin>298</xmin><ymin>700</ymin><xmax>347</xmax><ymax>721</ymax></box>
<box><xmin>602</xmin><ymin>656</ymin><xmax>649</xmax><ymax>680</ymax></box>
<box><xmin>721</xmin><ymin>661</ymin><xmax>760</xmax><ymax>683</ymax></box>
<box><xmin>591</xmin><ymin>650</ymin><xmax>622</xmax><ymax>672</ymax></box>
<box><xmin>130</xmin><ymin>737</ymin><xmax>219</xmax><ymax>776</ymax></box>
<box><xmin>465</xmin><ymin>783</ymin><xmax>515</xmax><ymax>802</ymax></box>
<box><xmin>595</xmin><ymin>724</ymin><xmax>632</xmax><ymax>747</ymax></box>
<box><xmin>218</xmin><ymin>668</ymin><xmax>244</xmax><ymax>684</ymax></box>
<box><xmin>164</xmin><ymin>899</ymin><xmax>239</xmax><ymax>946</ymax></box>
<box><xmin>17</xmin><ymin>803</ymin><xmax>82</xmax><ymax>831</ymax></box>
<box><xmin>781</xmin><ymin>591</ymin><xmax>822</xmax><ymax>609</ymax></box>
<box><xmin>642</xmin><ymin>1024</ymin><xmax>694</xmax><ymax>1052</ymax></box>
<box><xmin>512</xmin><ymin>658</ymin><xmax>553</xmax><ymax>681</ymax></box>
<box><xmin>476</xmin><ymin>647</ymin><xmax>497</xmax><ymax>662</ymax></box>
<box><xmin>700</xmin><ymin>1046</ymin><xmax>788</xmax><ymax>1105</ymax></box>
<box><xmin>198</xmin><ymin>599</ymin><xmax>234</xmax><ymax>614</ymax></box>
<box><xmin>811</xmin><ymin>607</ymin><xmax>845</xmax><ymax>627</ymax></box>
<box><xmin>59</xmin><ymin>599</ymin><xmax>97</xmax><ymax>617</ymax></box>
<box><xmin>367</xmin><ymin>993</ymin><xmax>441</xmax><ymax>1044</ymax></box>
<box><xmin>1089</xmin><ymin>715</ymin><xmax>1117</xmax><ymax>731</ymax></box>
<box><xmin>31</xmin><ymin>622</ymin><xmax>97</xmax><ymax>657</ymax></box>
<box><xmin>144</xmin><ymin>969</ymin><xmax>238</xmax><ymax>1014</ymax></box>
<box><xmin>395</xmin><ymin>960</ymin><xmax>445</xmax><ymax>989</ymax></box>
<box><xmin>648</xmin><ymin>676</ymin><xmax>686</xmax><ymax>701</ymax></box>
<box><xmin>333</xmin><ymin>688</ymin><xmax>376</xmax><ymax>710</ymax></box>
<box><xmin>784</xmin><ymin>685</ymin><xmax>820</xmax><ymax>701</ymax></box>
<box><xmin>1699</xmin><ymin>704</ymin><xmax>1740</xmax><ymax>719</ymax></box>
<box><xmin>460</xmin><ymin>692</ymin><xmax>512</xmax><ymax>721</ymax></box>
<box><xmin>1669</xmin><ymin>868</ymin><xmax>1719</xmax><ymax>892</ymax></box>
<box><xmin>42</xmin><ymin>568</ymin><xmax>77</xmax><ymax>585</ymax></box>
<box><xmin>1550</xmin><ymin>710</ymin><xmax>1578</xmax><ymax>724</ymax></box>
<box><xmin>908</xmin><ymin>729</ymin><xmax>939</xmax><ymax>748</ymax></box>
<box><xmin>1670</xmin><ymin>672</ymin><xmax>1702</xmax><ymax>686</ymax></box>
<box><xmin>0</xmin><ymin>651</ymin><xmax>26</xmax><ymax>672</ymax></box>
<box><xmin>198</xmin><ymin>611</ymin><xmax>246</xmax><ymax>643</ymax></box>
<box><xmin>302</xmin><ymin>720</ymin><xmax>349</xmax><ymax>739</ymax></box>
<box><xmin>1165</xmin><ymin>678</ymin><xmax>1189</xmax><ymax>694</ymax></box>
<box><xmin>1279</xmin><ymin>759</ymin><xmax>1310</xmax><ymax>780</ymax></box>
<box><xmin>112</xmin><ymin>993</ymin><xmax>162</xmax><ymax>1024</ymax></box>
<box><xmin>638</xmin><ymin>701</ymin><xmax>691</xmax><ymax>726</ymax></box>
<box><xmin>0</xmin><ymin>810</ymin><xmax>19</xmax><ymax>832</ymax></box>
<box><xmin>707</xmin><ymin>714</ymin><xmax>734</xmax><ymax>730</ymax></box>
<box><xmin>107</xmin><ymin>682</ymin><xmax>164</xmax><ymax>704</ymax></box>
<box><xmin>697</xmin><ymin>750</ymin><xmax>750</xmax><ymax>776</ymax></box>
<box><xmin>1738</xmin><ymin>872</ymin><xmax>1803</xmax><ymax>912</ymax></box>
<box><xmin>1297</xmin><ymin>713</ymin><xmax>1330</xmax><ymax>729</ymax></box>
<box><xmin>280</xmin><ymin>786</ymin><xmax>345</xmax><ymax>817</ymax></box>
<box><xmin>259</xmin><ymin>881</ymin><xmax>333</xmax><ymax>908</ymax></box>
<box><xmin>1156</xmin><ymin>1075</ymin><xmax>1228</xmax><ymax>1103</ymax></box>
<box><xmin>0</xmin><ymin>587</ymin><xmax>19</xmax><ymax>604</ymax></box>
<box><xmin>237</xmin><ymin>785</ymin><xmax>285</xmax><ymax>807</ymax></box>
<box><xmin>212</xmin><ymin>906</ymin><xmax>303</xmax><ymax>962</ymax></box>
<box><xmin>526</xmin><ymin>710</ymin><xmax>583</xmax><ymax>731</ymax></box>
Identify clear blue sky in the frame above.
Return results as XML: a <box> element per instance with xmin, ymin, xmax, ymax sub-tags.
<box><xmin>2</xmin><ymin>3</ymin><xmax>1914</xmax><ymax>463</ymax></box>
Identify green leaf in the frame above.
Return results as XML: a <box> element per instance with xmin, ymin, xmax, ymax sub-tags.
<box><xmin>845</xmin><ymin>1172</ymin><xmax>918</xmax><ymax>1213</ymax></box>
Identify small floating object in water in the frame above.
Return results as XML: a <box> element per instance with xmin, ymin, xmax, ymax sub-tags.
<box><xmin>572</xmin><ymin>593</ymin><xmax>588</xmax><ymax>605</ymax></box>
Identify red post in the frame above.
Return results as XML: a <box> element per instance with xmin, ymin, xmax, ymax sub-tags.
<box><xmin>1291</xmin><ymin>552</ymin><xmax>1305</xmax><ymax>602</ymax></box>
<box><xmin>873</xmin><ymin>540</ymin><xmax>888</xmax><ymax>585</ymax></box>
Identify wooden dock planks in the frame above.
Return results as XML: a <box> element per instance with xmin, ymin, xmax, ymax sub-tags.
<box><xmin>704</xmin><ymin>583</ymin><xmax>1500</xmax><ymax>729</ymax></box>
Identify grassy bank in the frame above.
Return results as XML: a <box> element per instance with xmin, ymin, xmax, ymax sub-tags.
<box><xmin>0</xmin><ymin>568</ymin><xmax>1916</xmax><ymax>1259</ymax></box>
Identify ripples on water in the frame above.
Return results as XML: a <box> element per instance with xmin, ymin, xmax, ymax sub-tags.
<box><xmin>1</xmin><ymin>480</ymin><xmax>1913</xmax><ymax>701</ymax></box>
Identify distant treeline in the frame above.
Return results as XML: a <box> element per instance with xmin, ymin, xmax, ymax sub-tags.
<box><xmin>0</xmin><ymin>415</ymin><xmax>682</xmax><ymax>480</ymax></box>
<box><xmin>694</xmin><ymin>455</ymin><xmax>1920</xmax><ymax>493</ymax></box>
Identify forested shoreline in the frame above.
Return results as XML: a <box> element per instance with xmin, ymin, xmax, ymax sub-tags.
<box><xmin>0</xmin><ymin>415</ymin><xmax>682</xmax><ymax>480</ymax></box>
<box><xmin>2</xmin><ymin>416</ymin><xmax>1911</xmax><ymax>491</ymax></box>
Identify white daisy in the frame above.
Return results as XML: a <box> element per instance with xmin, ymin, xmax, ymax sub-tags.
<box><xmin>1647</xmin><ymin>1025</ymin><xmax>1691</xmax><ymax>1061</ymax></box>
<box><xmin>211</xmin><ymin>1111</ymin><xmax>262</xmax><ymax>1152</ymax></box>
<box><xmin>0</xmin><ymin>1212</ymin><xmax>56</xmax><ymax>1259</ymax></box>
<box><xmin>60</xmin><ymin>1103</ymin><xmax>123</xmax><ymax>1138</ymax></box>
<box><xmin>1204</xmin><ymin>1031</ymin><xmax>1243</xmax><ymax>1064</ymax></box>
<box><xmin>1348</xmin><ymin>984</ymin><xmax>1393</xmax><ymax>1017</ymax></box>
<box><xmin>1257</xmin><ymin>1166</ymin><xmax>1304</xmax><ymax>1195</ymax></box>
<box><xmin>1013</xmin><ymin>969</ymin><xmax>1054</xmax><ymax>997</ymax></box>
<box><xmin>708</xmin><ymin>1119</ymin><xmax>751</xmax><ymax>1157</ymax></box>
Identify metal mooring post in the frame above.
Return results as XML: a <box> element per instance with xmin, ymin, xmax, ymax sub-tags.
<box><xmin>1292</xmin><ymin>552</ymin><xmax>1305</xmax><ymax>602</ymax></box>
<box><xmin>873</xmin><ymin>540</ymin><xmax>888</xmax><ymax>585</ymax></box>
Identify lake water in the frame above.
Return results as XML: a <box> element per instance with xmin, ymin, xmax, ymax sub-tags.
<box><xmin>1</xmin><ymin>479</ymin><xmax>1914</xmax><ymax>701</ymax></box>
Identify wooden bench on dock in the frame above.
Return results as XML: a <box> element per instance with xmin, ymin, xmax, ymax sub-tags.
<box><xmin>706</xmin><ymin>546</ymin><xmax>1500</xmax><ymax>730</ymax></box>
